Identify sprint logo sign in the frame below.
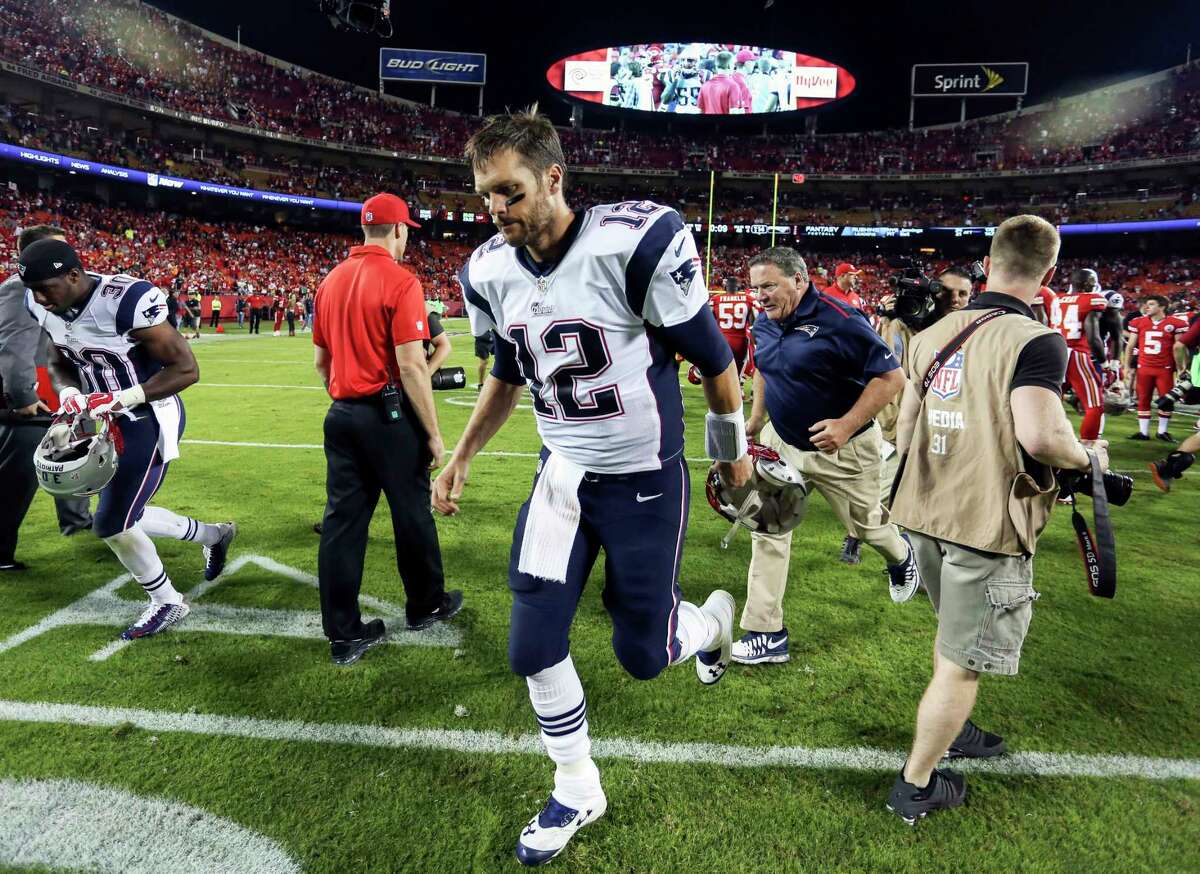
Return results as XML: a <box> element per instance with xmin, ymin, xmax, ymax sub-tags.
<box><xmin>912</xmin><ymin>62</ymin><xmax>1028</xmax><ymax>98</ymax></box>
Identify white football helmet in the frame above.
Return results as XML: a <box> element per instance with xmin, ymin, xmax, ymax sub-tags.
<box><xmin>1103</xmin><ymin>382</ymin><xmax>1131</xmax><ymax>416</ymax></box>
<box><xmin>706</xmin><ymin>442</ymin><xmax>808</xmax><ymax>536</ymax></box>
<box><xmin>33</xmin><ymin>412</ymin><xmax>122</xmax><ymax>498</ymax></box>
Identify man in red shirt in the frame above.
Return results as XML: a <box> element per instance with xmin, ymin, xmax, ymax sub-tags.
<box><xmin>1123</xmin><ymin>294</ymin><xmax>1188</xmax><ymax>441</ymax></box>
<box><xmin>698</xmin><ymin>52</ymin><xmax>750</xmax><ymax>115</ymax></box>
<box><xmin>1049</xmin><ymin>286</ymin><xmax>1108</xmax><ymax>440</ymax></box>
<box><xmin>824</xmin><ymin>263</ymin><xmax>866</xmax><ymax>310</ymax></box>
<box><xmin>313</xmin><ymin>193</ymin><xmax>461</xmax><ymax>666</ymax></box>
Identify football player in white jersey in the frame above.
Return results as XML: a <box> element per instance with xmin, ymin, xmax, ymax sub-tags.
<box><xmin>18</xmin><ymin>239</ymin><xmax>236</xmax><ymax>640</ymax></box>
<box><xmin>432</xmin><ymin>107</ymin><xmax>752</xmax><ymax>866</ymax></box>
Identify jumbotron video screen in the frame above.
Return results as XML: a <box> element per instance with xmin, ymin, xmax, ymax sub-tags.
<box><xmin>547</xmin><ymin>42</ymin><xmax>855</xmax><ymax>114</ymax></box>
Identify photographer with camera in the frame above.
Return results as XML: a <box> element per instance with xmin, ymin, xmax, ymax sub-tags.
<box><xmin>887</xmin><ymin>215</ymin><xmax>1113</xmax><ymax>824</ymax></box>
<box><xmin>875</xmin><ymin>264</ymin><xmax>975</xmax><ymax>507</ymax></box>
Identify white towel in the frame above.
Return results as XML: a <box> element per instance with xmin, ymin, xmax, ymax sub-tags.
<box><xmin>149</xmin><ymin>396</ymin><xmax>182</xmax><ymax>463</ymax></box>
<box><xmin>517</xmin><ymin>453</ymin><xmax>586</xmax><ymax>584</ymax></box>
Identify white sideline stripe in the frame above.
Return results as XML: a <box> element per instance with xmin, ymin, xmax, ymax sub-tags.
<box><xmin>193</xmin><ymin>382</ymin><xmax>325</xmax><ymax>391</ymax></box>
<box><xmin>0</xmin><ymin>700</ymin><xmax>1195</xmax><ymax>782</ymax></box>
<box><xmin>182</xmin><ymin>439</ymin><xmax>713</xmax><ymax>464</ymax></box>
<box><xmin>0</xmin><ymin>554</ymin><xmax>460</xmax><ymax>661</ymax></box>
<box><xmin>0</xmin><ymin>778</ymin><xmax>301</xmax><ymax>873</ymax></box>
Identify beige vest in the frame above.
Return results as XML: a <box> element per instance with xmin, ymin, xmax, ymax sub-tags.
<box><xmin>876</xmin><ymin>317</ymin><xmax>914</xmax><ymax>445</ymax></box>
<box><xmin>891</xmin><ymin>308</ymin><xmax>1059</xmax><ymax>556</ymax></box>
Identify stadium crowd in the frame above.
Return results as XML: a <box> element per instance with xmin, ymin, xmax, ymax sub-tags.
<box><xmin>0</xmin><ymin>188</ymin><xmax>469</xmax><ymax>302</ymax></box>
<box><xmin>3</xmin><ymin>187</ymin><xmax>1197</xmax><ymax>314</ymax></box>
<box><xmin>2</xmin><ymin>0</ymin><xmax>1199</xmax><ymax>176</ymax></box>
<box><xmin>6</xmin><ymin>107</ymin><xmax>1200</xmax><ymax>232</ymax></box>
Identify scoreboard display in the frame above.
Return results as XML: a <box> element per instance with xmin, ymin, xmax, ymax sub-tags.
<box><xmin>546</xmin><ymin>42</ymin><xmax>855</xmax><ymax>115</ymax></box>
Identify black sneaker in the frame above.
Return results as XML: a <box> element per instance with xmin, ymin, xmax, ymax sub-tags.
<box><xmin>839</xmin><ymin>535</ymin><xmax>862</xmax><ymax>565</ymax></box>
<box><xmin>1157</xmin><ymin>432</ymin><xmax>1177</xmax><ymax>444</ymax></box>
<box><xmin>1129</xmin><ymin>432</ymin><xmax>1150</xmax><ymax>441</ymax></box>
<box><xmin>330</xmin><ymin>619</ymin><xmax>387</xmax><ymax>666</ymax></box>
<box><xmin>312</xmin><ymin>521</ymin><xmax>323</xmax><ymax>535</ymax></box>
<box><xmin>945</xmin><ymin>719</ymin><xmax>1006</xmax><ymax>759</ymax></box>
<box><xmin>407</xmin><ymin>590</ymin><xmax>464</xmax><ymax>630</ymax></box>
<box><xmin>0</xmin><ymin>560</ymin><xmax>28</xmax><ymax>572</ymax></box>
<box><xmin>1149</xmin><ymin>451</ymin><xmax>1195</xmax><ymax>493</ymax></box>
<box><xmin>887</xmin><ymin>768</ymin><xmax>966</xmax><ymax>825</ymax></box>
<box><xmin>202</xmin><ymin>522</ymin><xmax>237</xmax><ymax>582</ymax></box>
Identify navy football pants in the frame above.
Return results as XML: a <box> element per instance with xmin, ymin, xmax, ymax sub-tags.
<box><xmin>93</xmin><ymin>402</ymin><xmax>185</xmax><ymax>538</ymax></box>
<box><xmin>508</xmin><ymin>450</ymin><xmax>689</xmax><ymax>680</ymax></box>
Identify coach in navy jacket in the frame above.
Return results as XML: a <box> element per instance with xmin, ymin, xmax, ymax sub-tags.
<box><xmin>732</xmin><ymin>246</ymin><xmax>922</xmax><ymax>667</ymax></box>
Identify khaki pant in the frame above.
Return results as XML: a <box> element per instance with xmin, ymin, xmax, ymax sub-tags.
<box><xmin>742</xmin><ymin>421</ymin><xmax>909</xmax><ymax>632</ymax></box>
<box><xmin>879</xmin><ymin>442</ymin><xmax>899</xmax><ymax>507</ymax></box>
<box><xmin>908</xmin><ymin>531</ymin><xmax>1038</xmax><ymax>676</ymax></box>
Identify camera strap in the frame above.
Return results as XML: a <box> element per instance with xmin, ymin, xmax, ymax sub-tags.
<box><xmin>918</xmin><ymin>308</ymin><xmax>1009</xmax><ymax>399</ymax></box>
<box><xmin>1070</xmin><ymin>452</ymin><xmax>1117</xmax><ymax>598</ymax></box>
<box><xmin>889</xmin><ymin>308</ymin><xmax>1010</xmax><ymax>506</ymax></box>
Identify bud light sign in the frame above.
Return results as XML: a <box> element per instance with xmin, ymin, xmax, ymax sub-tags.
<box><xmin>379</xmin><ymin>48</ymin><xmax>486</xmax><ymax>85</ymax></box>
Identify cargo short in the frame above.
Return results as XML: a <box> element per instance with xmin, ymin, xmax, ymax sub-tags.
<box><xmin>907</xmin><ymin>531</ymin><xmax>1040</xmax><ymax>676</ymax></box>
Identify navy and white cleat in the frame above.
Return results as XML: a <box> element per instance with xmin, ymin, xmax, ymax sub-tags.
<box><xmin>202</xmin><ymin>522</ymin><xmax>237</xmax><ymax>582</ymax></box>
<box><xmin>732</xmin><ymin>628</ymin><xmax>790</xmax><ymax>665</ymax></box>
<box><xmin>696</xmin><ymin>589</ymin><xmax>735</xmax><ymax>685</ymax></box>
<box><xmin>121</xmin><ymin>601</ymin><xmax>190</xmax><ymax>640</ymax></box>
<box><xmin>515</xmin><ymin>792</ymin><xmax>607</xmax><ymax>866</ymax></box>
<box><xmin>887</xmin><ymin>533</ymin><xmax>922</xmax><ymax>604</ymax></box>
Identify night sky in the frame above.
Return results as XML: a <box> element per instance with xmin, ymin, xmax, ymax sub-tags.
<box><xmin>147</xmin><ymin>0</ymin><xmax>1199</xmax><ymax>132</ymax></box>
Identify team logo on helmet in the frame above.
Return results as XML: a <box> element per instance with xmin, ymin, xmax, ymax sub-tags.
<box><xmin>930</xmin><ymin>350</ymin><xmax>964</xmax><ymax>401</ymax></box>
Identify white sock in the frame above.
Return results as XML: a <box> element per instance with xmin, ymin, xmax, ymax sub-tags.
<box><xmin>528</xmin><ymin>656</ymin><xmax>599</xmax><ymax>807</ymax></box>
<box><xmin>1098</xmin><ymin>413</ymin><xmax>1106</xmax><ymax>437</ymax></box>
<box><xmin>671</xmin><ymin>600</ymin><xmax>720</xmax><ymax>663</ymax></box>
<box><xmin>554</xmin><ymin>757</ymin><xmax>602</xmax><ymax>809</ymax></box>
<box><xmin>103</xmin><ymin>527</ymin><xmax>181</xmax><ymax>605</ymax></box>
<box><xmin>141</xmin><ymin>506</ymin><xmax>222</xmax><ymax>546</ymax></box>
<box><xmin>1139</xmin><ymin>416</ymin><xmax>1151</xmax><ymax>436</ymax></box>
<box><xmin>1159</xmin><ymin>415</ymin><xmax>1171</xmax><ymax>435</ymax></box>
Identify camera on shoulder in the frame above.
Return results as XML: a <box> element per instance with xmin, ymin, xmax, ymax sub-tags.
<box><xmin>877</xmin><ymin>257</ymin><xmax>939</xmax><ymax>328</ymax></box>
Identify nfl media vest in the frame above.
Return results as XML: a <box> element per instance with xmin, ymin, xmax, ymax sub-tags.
<box><xmin>890</xmin><ymin>309</ymin><xmax>1060</xmax><ymax>556</ymax></box>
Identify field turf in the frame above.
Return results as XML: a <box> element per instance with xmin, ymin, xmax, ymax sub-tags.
<box><xmin>2</xmin><ymin>319</ymin><xmax>1197</xmax><ymax>872</ymax></box>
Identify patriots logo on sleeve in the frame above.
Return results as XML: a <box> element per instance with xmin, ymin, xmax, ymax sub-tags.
<box><xmin>668</xmin><ymin>258</ymin><xmax>701</xmax><ymax>297</ymax></box>
<box><xmin>141</xmin><ymin>303</ymin><xmax>165</xmax><ymax>321</ymax></box>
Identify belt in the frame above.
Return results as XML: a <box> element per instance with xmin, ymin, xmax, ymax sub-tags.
<box><xmin>333</xmin><ymin>392</ymin><xmax>383</xmax><ymax>405</ymax></box>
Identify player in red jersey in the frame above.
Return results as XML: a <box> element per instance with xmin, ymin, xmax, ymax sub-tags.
<box><xmin>709</xmin><ymin>276</ymin><xmax>757</xmax><ymax>376</ymax></box>
<box><xmin>698</xmin><ymin>52</ymin><xmax>750</xmax><ymax>114</ymax></box>
<box><xmin>1031</xmin><ymin>285</ymin><xmax>1056</xmax><ymax>326</ymax></box>
<box><xmin>1049</xmin><ymin>286</ymin><xmax>1108</xmax><ymax>440</ymax></box>
<box><xmin>1124</xmin><ymin>295</ymin><xmax>1188</xmax><ymax>442</ymax></box>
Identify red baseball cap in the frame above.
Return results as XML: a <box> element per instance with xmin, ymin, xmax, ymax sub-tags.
<box><xmin>735</xmin><ymin>50</ymin><xmax>758</xmax><ymax>65</ymax></box>
<box><xmin>835</xmin><ymin>263</ymin><xmax>861</xmax><ymax>278</ymax></box>
<box><xmin>361</xmin><ymin>193</ymin><xmax>420</xmax><ymax>229</ymax></box>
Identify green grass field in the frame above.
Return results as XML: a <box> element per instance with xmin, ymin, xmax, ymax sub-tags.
<box><xmin>2</xmin><ymin>319</ymin><xmax>1198</xmax><ymax>873</ymax></box>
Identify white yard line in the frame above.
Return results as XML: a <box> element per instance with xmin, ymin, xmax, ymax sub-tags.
<box><xmin>0</xmin><ymin>699</ymin><xmax>1195</xmax><ymax>782</ymax></box>
<box><xmin>181</xmin><ymin>439</ymin><xmax>713</xmax><ymax>464</ymax></box>
<box><xmin>0</xmin><ymin>554</ymin><xmax>461</xmax><ymax>662</ymax></box>
<box><xmin>192</xmin><ymin>383</ymin><xmax>326</xmax><ymax>391</ymax></box>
